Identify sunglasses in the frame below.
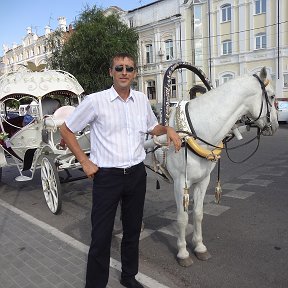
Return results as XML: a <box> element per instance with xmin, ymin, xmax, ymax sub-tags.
<box><xmin>114</xmin><ymin>65</ymin><xmax>135</xmax><ymax>73</ymax></box>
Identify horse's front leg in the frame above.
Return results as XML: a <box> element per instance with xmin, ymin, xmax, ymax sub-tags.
<box><xmin>173</xmin><ymin>180</ymin><xmax>193</xmax><ymax>267</ymax></box>
<box><xmin>192</xmin><ymin>176</ymin><xmax>212</xmax><ymax>261</ymax></box>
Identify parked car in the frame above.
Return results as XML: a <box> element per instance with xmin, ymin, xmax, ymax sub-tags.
<box><xmin>276</xmin><ymin>98</ymin><xmax>288</xmax><ymax>123</ymax></box>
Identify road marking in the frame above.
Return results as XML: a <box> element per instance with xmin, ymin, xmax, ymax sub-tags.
<box><xmin>203</xmin><ymin>203</ymin><xmax>230</xmax><ymax>216</ymax></box>
<box><xmin>0</xmin><ymin>199</ymin><xmax>171</xmax><ymax>288</ymax></box>
<box><xmin>115</xmin><ymin>228</ymin><xmax>155</xmax><ymax>240</ymax></box>
<box><xmin>222</xmin><ymin>183</ymin><xmax>243</xmax><ymax>190</ymax></box>
<box><xmin>158</xmin><ymin>222</ymin><xmax>193</xmax><ymax>237</ymax></box>
<box><xmin>224</xmin><ymin>190</ymin><xmax>255</xmax><ymax>199</ymax></box>
<box><xmin>238</xmin><ymin>174</ymin><xmax>259</xmax><ymax>180</ymax></box>
<box><xmin>246</xmin><ymin>179</ymin><xmax>273</xmax><ymax>186</ymax></box>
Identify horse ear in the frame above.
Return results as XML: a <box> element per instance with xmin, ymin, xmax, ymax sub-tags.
<box><xmin>259</xmin><ymin>67</ymin><xmax>267</xmax><ymax>82</ymax></box>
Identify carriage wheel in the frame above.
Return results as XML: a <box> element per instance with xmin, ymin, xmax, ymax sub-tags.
<box><xmin>41</xmin><ymin>156</ymin><xmax>62</xmax><ymax>214</ymax></box>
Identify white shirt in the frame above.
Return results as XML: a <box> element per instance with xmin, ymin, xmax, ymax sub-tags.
<box><xmin>65</xmin><ymin>86</ymin><xmax>158</xmax><ymax>168</ymax></box>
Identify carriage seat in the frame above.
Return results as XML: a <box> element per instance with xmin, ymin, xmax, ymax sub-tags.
<box><xmin>44</xmin><ymin>106</ymin><xmax>75</xmax><ymax>128</ymax></box>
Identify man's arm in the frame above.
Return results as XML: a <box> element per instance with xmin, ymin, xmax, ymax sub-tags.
<box><xmin>60</xmin><ymin>123</ymin><xmax>98</xmax><ymax>178</ymax></box>
<box><xmin>150</xmin><ymin>124</ymin><xmax>182</xmax><ymax>151</ymax></box>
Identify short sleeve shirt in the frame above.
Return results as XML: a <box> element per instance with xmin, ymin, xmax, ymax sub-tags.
<box><xmin>65</xmin><ymin>86</ymin><xmax>158</xmax><ymax>168</ymax></box>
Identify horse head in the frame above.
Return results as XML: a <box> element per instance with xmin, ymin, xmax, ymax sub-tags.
<box><xmin>246</xmin><ymin>67</ymin><xmax>278</xmax><ymax>136</ymax></box>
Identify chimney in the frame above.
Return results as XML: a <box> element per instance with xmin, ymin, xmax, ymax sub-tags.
<box><xmin>26</xmin><ymin>27</ymin><xmax>32</xmax><ymax>34</ymax></box>
<box><xmin>45</xmin><ymin>25</ymin><xmax>51</xmax><ymax>36</ymax></box>
<box><xmin>58</xmin><ymin>17</ymin><xmax>67</xmax><ymax>32</ymax></box>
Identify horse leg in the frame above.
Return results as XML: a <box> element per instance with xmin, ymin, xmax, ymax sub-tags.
<box><xmin>192</xmin><ymin>177</ymin><xmax>212</xmax><ymax>261</ymax></box>
<box><xmin>173</xmin><ymin>181</ymin><xmax>193</xmax><ymax>267</ymax></box>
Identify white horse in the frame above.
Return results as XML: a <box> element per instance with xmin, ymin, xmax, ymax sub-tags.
<box><xmin>149</xmin><ymin>65</ymin><xmax>278</xmax><ymax>266</ymax></box>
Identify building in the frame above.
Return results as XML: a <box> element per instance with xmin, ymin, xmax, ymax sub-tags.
<box><xmin>196</xmin><ymin>0</ymin><xmax>288</xmax><ymax>99</ymax></box>
<box><xmin>106</xmin><ymin>0</ymin><xmax>196</xmax><ymax>109</ymax></box>
<box><xmin>109</xmin><ymin>0</ymin><xmax>287</xmax><ymax>102</ymax></box>
<box><xmin>1</xmin><ymin>1</ymin><xmax>287</xmax><ymax>101</ymax></box>
<box><xmin>0</xmin><ymin>17</ymin><xmax>72</xmax><ymax>76</ymax></box>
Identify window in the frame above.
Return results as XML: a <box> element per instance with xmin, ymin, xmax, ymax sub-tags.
<box><xmin>171</xmin><ymin>78</ymin><xmax>177</xmax><ymax>98</ymax></box>
<box><xmin>284</xmin><ymin>74</ymin><xmax>288</xmax><ymax>88</ymax></box>
<box><xmin>221</xmin><ymin>4</ymin><xmax>231</xmax><ymax>22</ymax></box>
<box><xmin>129</xmin><ymin>18</ymin><xmax>134</xmax><ymax>28</ymax></box>
<box><xmin>147</xmin><ymin>80</ymin><xmax>156</xmax><ymax>100</ymax></box>
<box><xmin>255</xmin><ymin>0</ymin><xmax>266</xmax><ymax>14</ymax></box>
<box><xmin>255</xmin><ymin>33</ymin><xmax>266</xmax><ymax>49</ymax></box>
<box><xmin>165</xmin><ymin>39</ymin><xmax>174</xmax><ymax>61</ymax></box>
<box><xmin>222</xmin><ymin>40</ymin><xmax>232</xmax><ymax>55</ymax></box>
<box><xmin>222</xmin><ymin>74</ymin><xmax>233</xmax><ymax>83</ymax></box>
<box><xmin>146</xmin><ymin>44</ymin><xmax>153</xmax><ymax>64</ymax></box>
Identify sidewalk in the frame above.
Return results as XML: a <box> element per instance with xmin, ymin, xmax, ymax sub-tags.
<box><xmin>0</xmin><ymin>199</ymin><xmax>168</xmax><ymax>288</ymax></box>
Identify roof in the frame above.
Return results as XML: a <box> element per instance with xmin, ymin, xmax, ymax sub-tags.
<box><xmin>0</xmin><ymin>68</ymin><xmax>84</xmax><ymax>100</ymax></box>
<box><xmin>128</xmin><ymin>0</ymin><xmax>164</xmax><ymax>12</ymax></box>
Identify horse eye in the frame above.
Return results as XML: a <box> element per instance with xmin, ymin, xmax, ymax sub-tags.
<box><xmin>270</xmin><ymin>95</ymin><xmax>275</xmax><ymax>99</ymax></box>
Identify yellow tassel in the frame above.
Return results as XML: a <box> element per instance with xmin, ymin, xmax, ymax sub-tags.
<box><xmin>215</xmin><ymin>180</ymin><xmax>222</xmax><ymax>204</ymax></box>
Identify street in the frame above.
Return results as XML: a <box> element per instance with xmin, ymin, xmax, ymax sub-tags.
<box><xmin>1</xmin><ymin>124</ymin><xmax>288</xmax><ymax>288</ymax></box>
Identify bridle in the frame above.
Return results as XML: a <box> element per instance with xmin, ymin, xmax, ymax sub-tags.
<box><xmin>245</xmin><ymin>74</ymin><xmax>274</xmax><ymax>134</ymax></box>
<box><xmin>224</xmin><ymin>74</ymin><xmax>275</xmax><ymax>163</ymax></box>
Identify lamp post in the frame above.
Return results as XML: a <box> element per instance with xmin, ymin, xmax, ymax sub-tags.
<box><xmin>208</xmin><ymin>0</ymin><xmax>212</xmax><ymax>81</ymax></box>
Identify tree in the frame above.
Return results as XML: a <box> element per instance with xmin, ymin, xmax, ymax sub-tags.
<box><xmin>48</xmin><ymin>6</ymin><xmax>139</xmax><ymax>94</ymax></box>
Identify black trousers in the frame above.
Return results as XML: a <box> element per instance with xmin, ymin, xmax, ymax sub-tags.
<box><xmin>85</xmin><ymin>162</ymin><xmax>147</xmax><ymax>288</ymax></box>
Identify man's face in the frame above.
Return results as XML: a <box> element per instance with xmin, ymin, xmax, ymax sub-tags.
<box><xmin>109</xmin><ymin>57</ymin><xmax>136</xmax><ymax>90</ymax></box>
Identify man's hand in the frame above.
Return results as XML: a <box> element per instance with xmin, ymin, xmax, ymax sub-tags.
<box><xmin>80</xmin><ymin>159</ymin><xmax>99</xmax><ymax>178</ymax></box>
<box><xmin>166</xmin><ymin>126</ymin><xmax>182</xmax><ymax>152</ymax></box>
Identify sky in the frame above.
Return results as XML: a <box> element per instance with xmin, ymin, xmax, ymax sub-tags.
<box><xmin>0</xmin><ymin>0</ymin><xmax>156</xmax><ymax>56</ymax></box>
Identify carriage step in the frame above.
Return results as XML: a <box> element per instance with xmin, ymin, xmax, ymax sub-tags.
<box><xmin>15</xmin><ymin>176</ymin><xmax>33</xmax><ymax>182</ymax></box>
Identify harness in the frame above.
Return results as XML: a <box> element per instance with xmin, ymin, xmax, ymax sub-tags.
<box><xmin>175</xmin><ymin>101</ymin><xmax>223</xmax><ymax>162</ymax></box>
<box><xmin>151</xmin><ymin>62</ymin><xmax>274</xmax><ymax>211</ymax></box>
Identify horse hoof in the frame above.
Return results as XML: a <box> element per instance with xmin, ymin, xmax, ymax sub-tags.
<box><xmin>177</xmin><ymin>257</ymin><xmax>193</xmax><ymax>267</ymax></box>
<box><xmin>195</xmin><ymin>250</ymin><xmax>211</xmax><ymax>261</ymax></box>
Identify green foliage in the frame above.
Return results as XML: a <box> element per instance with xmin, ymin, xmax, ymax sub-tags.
<box><xmin>48</xmin><ymin>6</ymin><xmax>139</xmax><ymax>94</ymax></box>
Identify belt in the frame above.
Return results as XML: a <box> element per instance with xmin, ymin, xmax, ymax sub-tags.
<box><xmin>99</xmin><ymin>162</ymin><xmax>143</xmax><ymax>175</ymax></box>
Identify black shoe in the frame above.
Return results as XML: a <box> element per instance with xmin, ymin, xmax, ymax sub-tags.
<box><xmin>120</xmin><ymin>277</ymin><xmax>144</xmax><ymax>288</ymax></box>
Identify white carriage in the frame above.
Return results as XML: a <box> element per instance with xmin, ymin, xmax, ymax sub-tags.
<box><xmin>0</xmin><ymin>67</ymin><xmax>90</xmax><ymax>214</ymax></box>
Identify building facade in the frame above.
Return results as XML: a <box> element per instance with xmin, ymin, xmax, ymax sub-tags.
<box><xmin>196</xmin><ymin>0</ymin><xmax>288</xmax><ymax>98</ymax></box>
<box><xmin>114</xmin><ymin>0</ymin><xmax>287</xmax><ymax>102</ymax></box>
<box><xmin>108</xmin><ymin>0</ymin><xmax>196</xmax><ymax>106</ymax></box>
<box><xmin>1</xmin><ymin>1</ymin><xmax>287</xmax><ymax>101</ymax></box>
<box><xmin>0</xmin><ymin>17</ymin><xmax>71</xmax><ymax>76</ymax></box>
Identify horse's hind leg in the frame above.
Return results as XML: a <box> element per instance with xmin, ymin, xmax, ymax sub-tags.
<box><xmin>192</xmin><ymin>177</ymin><xmax>212</xmax><ymax>261</ymax></box>
<box><xmin>174</xmin><ymin>181</ymin><xmax>193</xmax><ymax>267</ymax></box>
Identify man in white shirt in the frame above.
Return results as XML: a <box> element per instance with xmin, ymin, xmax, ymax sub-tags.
<box><xmin>60</xmin><ymin>52</ymin><xmax>181</xmax><ymax>288</ymax></box>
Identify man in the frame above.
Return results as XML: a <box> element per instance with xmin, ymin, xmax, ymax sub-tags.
<box><xmin>60</xmin><ymin>52</ymin><xmax>181</xmax><ymax>288</ymax></box>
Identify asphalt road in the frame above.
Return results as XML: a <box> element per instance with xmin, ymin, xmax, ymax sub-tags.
<box><xmin>1</xmin><ymin>124</ymin><xmax>288</xmax><ymax>288</ymax></box>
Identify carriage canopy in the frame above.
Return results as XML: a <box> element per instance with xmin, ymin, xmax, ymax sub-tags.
<box><xmin>0</xmin><ymin>68</ymin><xmax>84</xmax><ymax>101</ymax></box>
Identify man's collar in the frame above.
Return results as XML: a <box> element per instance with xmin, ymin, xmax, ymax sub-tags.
<box><xmin>110</xmin><ymin>86</ymin><xmax>134</xmax><ymax>102</ymax></box>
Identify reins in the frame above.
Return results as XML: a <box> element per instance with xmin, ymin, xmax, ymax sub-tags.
<box><xmin>176</xmin><ymin>128</ymin><xmax>262</xmax><ymax>163</ymax></box>
<box><xmin>223</xmin><ymin>128</ymin><xmax>261</xmax><ymax>163</ymax></box>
